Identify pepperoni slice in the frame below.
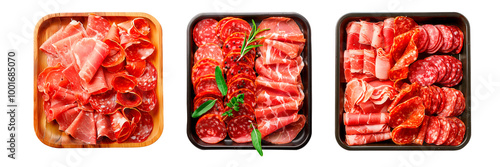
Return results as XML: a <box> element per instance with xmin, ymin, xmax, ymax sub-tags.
<box><xmin>422</xmin><ymin>24</ymin><xmax>441</xmax><ymax>54</ymax></box>
<box><xmin>117</xmin><ymin>18</ymin><xmax>150</xmax><ymax>37</ymax></box>
<box><xmin>122</xmin><ymin>107</ymin><xmax>142</xmax><ymax>125</ymax></box>
<box><xmin>216</xmin><ymin>17</ymin><xmax>237</xmax><ymax>38</ymax></box>
<box><xmin>222</xmin><ymin>103</ymin><xmax>255</xmax><ymax>124</ymax></box>
<box><xmin>228</xmin><ymin>73</ymin><xmax>257</xmax><ymax>86</ymax></box>
<box><xmin>193</xmin><ymin>18</ymin><xmax>222</xmax><ymax>47</ymax></box>
<box><xmin>123</xmin><ymin>37</ymin><xmax>155</xmax><ymax>62</ymax></box>
<box><xmin>227</xmin><ymin>115</ymin><xmax>256</xmax><ymax>143</ymax></box>
<box><xmin>219</xmin><ymin>18</ymin><xmax>251</xmax><ymax>42</ymax></box>
<box><xmin>194</xmin><ymin>97</ymin><xmax>224</xmax><ymax>117</ymax></box>
<box><xmin>222</xmin><ymin>37</ymin><xmax>244</xmax><ymax>56</ymax></box>
<box><xmin>419</xmin><ymin>86</ymin><xmax>433</xmax><ymax>115</ymax></box>
<box><xmin>110</xmin><ymin>111</ymin><xmax>132</xmax><ymax>140</ymax></box>
<box><xmin>136</xmin><ymin>61</ymin><xmax>158</xmax><ymax>91</ymax></box>
<box><xmin>105</xmin><ymin>60</ymin><xmax>125</xmax><ymax>73</ymax></box>
<box><xmin>223</xmin><ymin>50</ymin><xmax>255</xmax><ymax>72</ymax></box>
<box><xmin>449</xmin><ymin>117</ymin><xmax>466</xmax><ymax>146</ymax></box>
<box><xmin>393</xmin><ymin>16</ymin><xmax>418</xmax><ymax>36</ymax></box>
<box><xmin>125</xmin><ymin>59</ymin><xmax>147</xmax><ymax>77</ymax></box>
<box><xmin>424</xmin><ymin>56</ymin><xmax>446</xmax><ymax>82</ymax></box>
<box><xmin>195</xmin><ymin>114</ymin><xmax>227</xmax><ymax>144</ymax></box>
<box><xmin>89</xmin><ymin>89</ymin><xmax>118</xmax><ymax>114</ymax></box>
<box><xmin>227</xmin><ymin>88</ymin><xmax>256</xmax><ymax>107</ymax></box>
<box><xmin>440</xmin><ymin>56</ymin><xmax>459</xmax><ymax>85</ymax></box>
<box><xmin>103</xmin><ymin>34</ymin><xmax>126</xmax><ymax>67</ymax></box>
<box><xmin>194</xmin><ymin>76</ymin><xmax>222</xmax><ymax>96</ymax></box>
<box><xmin>194</xmin><ymin>43</ymin><xmax>224</xmax><ymax>65</ymax></box>
<box><xmin>126</xmin><ymin>111</ymin><xmax>154</xmax><ymax>143</ymax></box>
<box><xmin>193</xmin><ymin>90</ymin><xmax>223</xmax><ymax>106</ymax></box>
<box><xmin>116</xmin><ymin>90</ymin><xmax>142</xmax><ymax>108</ymax></box>
<box><xmin>434</xmin><ymin>85</ymin><xmax>446</xmax><ymax>115</ymax></box>
<box><xmin>425</xmin><ymin>116</ymin><xmax>441</xmax><ymax>144</ymax></box>
<box><xmin>388</xmin><ymin>83</ymin><xmax>420</xmax><ymax>112</ymax></box>
<box><xmin>227</xmin><ymin>77</ymin><xmax>256</xmax><ymax>97</ymax></box>
<box><xmin>435</xmin><ymin>117</ymin><xmax>451</xmax><ymax>145</ymax></box>
<box><xmin>111</xmin><ymin>71</ymin><xmax>137</xmax><ymax>93</ymax></box>
<box><xmin>191</xmin><ymin>62</ymin><xmax>217</xmax><ymax>86</ymax></box>
<box><xmin>413</xmin><ymin>116</ymin><xmax>430</xmax><ymax>145</ymax></box>
<box><xmin>226</xmin><ymin>64</ymin><xmax>256</xmax><ymax>84</ymax></box>
<box><xmin>137</xmin><ymin>89</ymin><xmax>158</xmax><ymax>112</ymax></box>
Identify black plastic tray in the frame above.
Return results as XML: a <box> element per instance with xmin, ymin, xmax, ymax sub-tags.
<box><xmin>335</xmin><ymin>12</ymin><xmax>471</xmax><ymax>150</ymax></box>
<box><xmin>187</xmin><ymin>13</ymin><xmax>312</xmax><ymax>150</ymax></box>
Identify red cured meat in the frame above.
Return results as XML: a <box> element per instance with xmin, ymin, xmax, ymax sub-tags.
<box><xmin>103</xmin><ymin>24</ymin><xmax>126</xmax><ymax>68</ymax></box>
<box><xmin>116</xmin><ymin>90</ymin><xmax>142</xmax><ymax>108</ymax></box>
<box><xmin>73</xmin><ymin>38</ymin><xmax>110</xmax><ymax>83</ymax></box>
<box><xmin>439</xmin><ymin>87</ymin><xmax>457</xmax><ymax>117</ymax></box>
<box><xmin>387</xmin><ymin>83</ymin><xmax>420</xmax><ymax>112</ymax></box>
<box><xmin>194</xmin><ymin>76</ymin><xmax>221</xmax><ymax>96</ymax></box>
<box><xmin>222</xmin><ymin>103</ymin><xmax>255</xmax><ymax>123</ymax></box>
<box><xmin>392</xmin><ymin>124</ymin><xmax>419</xmax><ymax>145</ymax></box>
<box><xmin>216</xmin><ymin>17</ymin><xmax>237</xmax><ymax>38</ymax></box>
<box><xmin>389</xmin><ymin>29</ymin><xmax>419</xmax><ymax>84</ymax></box>
<box><xmin>449</xmin><ymin>25</ymin><xmax>464</xmax><ymax>54</ymax></box>
<box><xmin>110</xmin><ymin>111</ymin><xmax>131</xmax><ymax>140</ymax></box>
<box><xmin>191</xmin><ymin>62</ymin><xmax>217</xmax><ymax>86</ymax></box>
<box><xmin>393</xmin><ymin>16</ymin><xmax>418</xmax><ymax>36</ymax></box>
<box><xmin>222</xmin><ymin>36</ymin><xmax>244</xmax><ymax>56</ymax></box>
<box><xmin>136</xmin><ymin>61</ymin><xmax>158</xmax><ymax>91</ymax></box>
<box><xmin>40</xmin><ymin>20</ymin><xmax>86</xmax><ymax>57</ymax></box>
<box><xmin>193</xmin><ymin>18</ymin><xmax>222</xmax><ymax>47</ymax></box>
<box><xmin>123</xmin><ymin>37</ymin><xmax>155</xmax><ymax>62</ymax></box>
<box><xmin>449</xmin><ymin>117</ymin><xmax>466</xmax><ymax>146</ymax></box>
<box><xmin>46</xmin><ymin>87</ymin><xmax>78</xmax><ymax>122</ymax></box>
<box><xmin>344</xmin><ymin>50</ymin><xmax>353</xmax><ymax>82</ymax></box>
<box><xmin>194</xmin><ymin>43</ymin><xmax>224</xmax><ymax>65</ymax></box>
<box><xmin>219</xmin><ymin>18</ymin><xmax>251</xmax><ymax>43</ymax></box>
<box><xmin>126</xmin><ymin>59</ymin><xmax>147</xmax><ymax>77</ymax></box>
<box><xmin>227</xmin><ymin>78</ymin><xmax>255</xmax><ymax>98</ymax></box>
<box><xmin>425</xmin><ymin>116</ymin><xmax>441</xmax><ymax>144</ymax></box>
<box><xmin>388</xmin><ymin>96</ymin><xmax>425</xmax><ymax>128</ymax></box>
<box><xmin>422</xmin><ymin>24</ymin><xmax>441</xmax><ymax>54</ymax></box>
<box><xmin>344</xmin><ymin>79</ymin><xmax>375</xmax><ymax>113</ymax></box>
<box><xmin>375</xmin><ymin>48</ymin><xmax>392</xmax><ymax>80</ymax></box>
<box><xmin>54</xmin><ymin>31</ymin><xmax>87</xmax><ymax>66</ymax></box>
<box><xmin>89</xmin><ymin>89</ymin><xmax>118</xmax><ymax>114</ymax></box>
<box><xmin>37</xmin><ymin>64</ymin><xmax>66</xmax><ymax>94</ymax></box>
<box><xmin>227</xmin><ymin>88</ymin><xmax>256</xmax><ymax>107</ymax></box>
<box><xmin>127</xmin><ymin>112</ymin><xmax>154</xmax><ymax>143</ymax></box>
<box><xmin>416</xmin><ymin>26</ymin><xmax>429</xmax><ymax>53</ymax></box>
<box><xmin>226</xmin><ymin>64</ymin><xmax>256</xmax><ymax>84</ymax></box>
<box><xmin>196</xmin><ymin>114</ymin><xmax>227</xmax><ymax>144</ymax></box>
<box><xmin>137</xmin><ymin>89</ymin><xmax>158</xmax><ymax>112</ymax></box>
<box><xmin>345</xmin><ymin>124</ymin><xmax>390</xmax><ymax>135</ymax></box>
<box><xmin>424</xmin><ymin>56</ymin><xmax>447</xmax><ymax>82</ymax></box>
<box><xmin>258</xmin><ymin>39</ymin><xmax>305</xmax><ymax>65</ymax></box>
<box><xmin>194</xmin><ymin>97</ymin><xmax>224</xmax><ymax>117</ymax></box>
<box><xmin>65</xmin><ymin>111</ymin><xmax>97</xmax><ymax>144</ymax></box>
<box><xmin>86</xmin><ymin>67</ymin><xmax>109</xmax><ymax>94</ymax></box>
<box><xmin>227</xmin><ymin>115</ymin><xmax>255</xmax><ymax>143</ymax></box>
<box><xmin>263</xmin><ymin>114</ymin><xmax>306</xmax><ymax>144</ymax></box>
<box><xmin>349</xmin><ymin>49</ymin><xmax>364</xmax><ymax>74</ymax></box>
<box><xmin>435</xmin><ymin>117</ymin><xmax>451</xmax><ymax>145</ymax></box>
<box><xmin>55</xmin><ymin>107</ymin><xmax>79</xmax><ymax>131</ymax></box>
<box><xmin>435</xmin><ymin>25</ymin><xmax>454</xmax><ymax>53</ymax></box>
<box><xmin>359</xmin><ymin>21</ymin><xmax>374</xmax><ymax>45</ymax></box>
<box><xmin>358</xmin><ymin>100</ymin><xmax>390</xmax><ymax>113</ymax></box>
<box><xmin>86</xmin><ymin>14</ymin><xmax>110</xmax><ymax>41</ymax></box>
<box><xmin>408</xmin><ymin>59</ymin><xmax>438</xmax><ymax>86</ymax></box>
<box><xmin>371</xmin><ymin>22</ymin><xmax>384</xmax><ymax>48</ymax></box>
<box><xmin>111</xmin><ymin>71</ymin><xmax>137</xmax><ymax>93</ymax></box>
<box><xmin>443</xmin><ymin>117</ymin><xmax>458</xmax><ymax>145</ymax></box>
<box><xmin>255</xmin><ymin>56</ymin><xmax>304</xmax><ymax>84</ymax></box>
<box><xmin>346</xmin><ymin>22</ymin><xmax>372</xmax><ymax>50</ymax></box>
<box><xmin>413</xmin><ymin>116</ymin><xmax>429</xmax><ymax>145</ymax></box>
<box><xmin>345</xmin><ymin>132</ymin><xmax>391</xmax><ymax>146</ymax></box>
<box><xmin>368</xmin><ymin>80</ymin><xmax>397</xmax><ymax>105</ymax></box>
<box><xmin>223</xmin><ymin>51</ymin><xmax>255</xmax><ymax>73</ymax></box>
<box><xmin>383</xmin><ymin>18</ymin><xmax>395</xmax><ymax>52</ymax></box>
<box><xmin>118</xmin><ymin>18</ymin><xmax>150</xmax><ymax>38</ymax></box>
<box><xmin>95</xmin><ymin>113</ymin><xmax>117</xmax><ymax>142</ymax></box>
<box><xmin>256</xmin><ymin>17</ymin><xmax>305</xmax><ymax>43</ymax></box>
<box><xmin>257</xmin><ymin>113</ymin><xmax>300</xmax><ymax>138</ymax></box>
<box><xmin>343</xmin><ymin>113</ymin><xmax>389</xmax><ymax>125</ymax></box>
<box><xmin>363</xmin><ymin>49</ymin><xmax>376</xmax><ymax>77</ymax></box>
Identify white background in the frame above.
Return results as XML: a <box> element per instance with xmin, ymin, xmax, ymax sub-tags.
<box><xmin>1</xmin><ymin>0</ymin><xmax>499</xmax><ymax>166</ymax></box>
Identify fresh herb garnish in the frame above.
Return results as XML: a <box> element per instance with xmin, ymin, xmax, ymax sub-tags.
<box><xmin>215</xmin><ymin>66</ymin><xmax>227</xmax><ymax>96</ymax></box>
<box><xmin>238</xmin><ymin>19</ymin><xmax>270</xmax><ymax>61</ymax></box>
<box><xmin>222</xmin><ymin>94</ymin><xmax>245</xmax><ymax>117</ymax></box>
<box><xmin>191</xmin><ymin>99</ymin><xmax>217</xmax><ymax>118</ymax></box>
<box><xmin>250</xmin><ymin>121</ymin><xmax>263</xmax><ymax>156</ymax></box>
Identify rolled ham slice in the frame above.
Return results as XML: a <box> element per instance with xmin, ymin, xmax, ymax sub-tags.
<box><xmin>346</xmin><ymin>132</ymin><xmax>391</xmax><ymax>146</ymax></box>
<box><xmin>383</xmin><ymin>18</ymin><xmax>395</xmax><ymax>52</ymax></box>
<box><xmin>343</xmin><ymin>112</ymin><xmax>390</xmax><ymax>126</ymax></box>
<box><xmin>371</xmin><ymin>22</ymin><xmax>384</xmax><ymax>48</ymax></box>
<box><xmin>375</xmin><ymin>48</ymin><xmax>392</xmax><ymax>80</ymax></box>
<box><xmin>363</xmin><ymin>49</ymin><xmax>375</xmax><ymax>77</ymax></box>
<box><xmin>345</xmin><ymin>124</ymin><xmax>390</xmax><ymax>135</ymax></box>
<box><xmin>359</xmin><ymin>21</ymin><xmax>374</xmax><ymax>45</ymax></box>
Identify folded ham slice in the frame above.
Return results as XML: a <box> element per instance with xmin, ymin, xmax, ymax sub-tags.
<box><xmin>343</xmin><ymin>113</ymin><xmax>390</xmax><ymax>126</ymax></box>
<box><xmin>263</xmin><ymin>114</ymin><xmax>306</xmax><ymax>144</ymax></box>
<box><xmin>40</xmin><ymin>20</ymin><xmax>86</xmax><ymax>57</ymax></box>
<box><xmin>95</xmin><ymin>113</ymin><xmax>117</xmax><ymax>142</ymax></box>
<box><xmin>346</xmin><ymin>132</ymin><xmax>391</xmax><ymax>146</ymax></box>
<box><xmin>255</xmin><ymin>56</ymin><xmax>304</xmax><ymax>84</ymax></box>
<box><xmin>86</xmin><ymin>14</ymin><xmax>111</xmax><ymax>40</ymax></box>
<box><xmin>55</xmin><ymin>107</ymin><xmax>79</xmax><ymax>131</ymax></box>
<box><xmin>72</xmin><ymin>38</ymin><xmax>110</xmax><ymax>83</ymax></box>
<box><xmin>65</xmin><ymin>111</ymin><xmax>97</xmax><ymax>144</ymax></box>
<box><xmin>258</xmin><ymin>39</ymin><xmax>305</xmax><ymax>64</ymax></box>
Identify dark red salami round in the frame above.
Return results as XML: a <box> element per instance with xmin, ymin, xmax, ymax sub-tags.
<box><xmin>227</xmin><ymin>115</ymin><xmax>256</xmax><ymax>143</ymax></box>
<box><xmin>191</xmin><ymin>61</ymin><xmax>217</xmax><ymax>86</ymax></box>
<box><xmin>105</xmin><ymin>60</ymin><xmax>125</xmax><ymax>73</ymax></box>
<box><xmin>435</xmin><ymin>25</ymin><xmax>454</xmax><ymax>53</ymax></box>
<box><xmin>193</xmin><ymin>18</ymin><xmax>222</xmax><ymax>47</ymax></box>
<box><xmin>425</xmin><ymin>116</ymin><xmax>441</xmax><ymax>144</ymax></box>
<box><xmin>449</xmin><ymin>117</ymin><xmax>466</xmax><ymax>146</ymax></box>
<box><xmin>424</xmin><ymin>56</ymin><xmax>446</xmax><ymax>82</ymax></box>
<box><xmin>428</xmin><ymin>86</ymin><xmax>440</xmax><ymax>115</ymax></box>
<box><xmin>194</xmin><ymin>43</ymin><xmax>224</xmax><ymax>65</ymax></box>
<box><xmin>122</xmin><ymin>108</ymin><xmax>142</xmax><ymax>125</ymax></box>
<box><xmin>442</xmin><ymin>57</ymin><xmax>463</xmax><ymax>87</ymax></box>
<box><xmin>423</xmin><ymin>24</ymin><xmax>441</xmax><ymax>54</ymax></box>
<box><xmin>440</xmin><ymin>56</ymin><xmax>458</xmax><ymax>85</ymax></box>
<box><xmin>434</xmin><ymin>86</ymin><xmax>446</xmax><ymax>114</ymax></box>
<box><xmin>439</xmin><ymin>87</ymin><xmax>457</xmax><ymax>117</ymax></box>
<box><xmin>195</xmin><ymin>114</ymin><xmax>227</xmax><ymax>144</ymax></box>
<box><xmin>227</xmin><ymin>77</ymin><xmax>256</xmax><ymax>97</ymax></box>
<box><xmin>435</xmin><ymin>117</ymin><xmax>451</xmax><ymax>145</ymax></box>
<box><xmin>194</xmin><ymin>97</ymin><xmax>224</xmax><ymax>117</ymax></box>
<box><xmin>126</xmin><ymin>111</ymin><xmax>153</xmax><ymax>143</ymax></box>
<box><xmin>125</xmin><ymin>59</ymin><xmax>146</xmax><ymax>77</ymax></box>
<box><xmin>443</xmin><ymin>117</ymin><xmax>458</xmax><ymax>145</ymax></box>
<box><xmin>227</xmin><ymin>88</ymin><xmax>256</xmax><ymax>107</ymax></box>
<box><xmin>449</xmin><ymin>25</ymin><xmax>464</xmax><ymax>54</ymax></box>
<box><xmin>89</xmin><ymin>89</ymin><xmax>118</xmax><ymax>115</ymax></box>
<box><xmin>116</xmin><ymin>91</ymin><xmax>142</xmax><ymax>108</ymax></box>
<box><xmin>416</xmin><ymin>26</ymin><xmax>429</xmax><ymax>53</ymax></box>
<box><xmin>219</xmin><ymin>18</ymin><xmax>251</xmax><ymax>43</ymax></box>
<box><xmin>136</xmin><ymin>61</ymin><xmax>157</xmax><ymax>91</ymax></box>
<box><xmin>408</xmin><ymin>60</ymin><xmax>438</xmax><ymax>86</ymax></box>
<box><xmin>446</xmin><ymin>25</ymin><xmax>460</xmax><ymax>52</ymax></box>
<box><xmin>451</xmin><ymin>89</ymin><xmax>465</xmax><ymax>117</ymax></box>
<box><xmin>195</xmin><ymin>76</ymin><xmax>222</xmax><ymax>96</ymax></box>
<box><xmin>137</xmin><ymin>89</ymin><xmax>157</xmax><ymax>112</ymax></box>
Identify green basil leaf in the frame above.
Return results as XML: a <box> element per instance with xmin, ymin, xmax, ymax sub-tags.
<box><xmin>227</xmin><ymin>102</ymin><xmax>233</xmax><ymax>108</ymax></box>
<box><xmin>215</xmin><ymin>66</ymin><xmax>227</xmax><ymax>96</ymax></box>
<box><xmin>250</xmin><ymin>123</ymin><xmax>263</xmax><ymax>156</ymax></box>
<box><xmin>234</xmin><ymin>106</ymin><xmax>240</xmax><ymax>111</ymax></box>
<box><xmin>191</xmin><ymin>100</ymin><xmax>217</xmax><ymax>118</ymax></box>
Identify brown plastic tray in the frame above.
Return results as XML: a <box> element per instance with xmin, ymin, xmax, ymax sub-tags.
<box><xmin>34</xmin><ymin>12</ymin><xmax>163</xmax><ymax>148</ymax></box>
<box><xmin>187</xmin><ymin>13</ymin><xmax>311</xmax><ymax>149</ymax></box>
<box><xmin>335</xmin><ymin>12</ymin><xmax>470</xmax><ymax>150</ymax></box>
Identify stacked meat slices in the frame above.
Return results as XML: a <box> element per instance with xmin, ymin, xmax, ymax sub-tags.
<box><xmin>343</xmin><ymin>79</ymin><xmax>397</xmax><ymax>145</ymax></box>
<box><xmin>38</xmin><ymin>14</ymin><xmax>157</xmax><ymax>144</ymax></box>
<box><xmin>254</xmin><ymin>17</ymin><xmax>307</xmax><ymax>144</ymax></box>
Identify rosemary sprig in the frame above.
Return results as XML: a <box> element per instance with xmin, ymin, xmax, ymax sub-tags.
<box><xmin>238</xmin><ymin>19</ymin><xmax>270</xmax><ymax>61</ymax></box>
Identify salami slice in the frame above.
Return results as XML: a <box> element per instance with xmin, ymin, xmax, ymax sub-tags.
<box><xmin>442</xmin><ymin>56</ymin><xmax>463</xmax><ymax>87</ymax></box>
<box><xmin>388</xmin><ymin>96</ymin><xmax>425</xmax><ymax>128</ymax></box>
<box><xmin>105</xmin><ymin>60</ymin><xmax>125</xmax><ymax>73</ymax></box>
<box><xmin>450</xmin><ymin>89</ymin><xmax>465</xmax><ymax>117</ymax></box>
<box><xmin>393</xmin><ymin>16</ymin><xmax>419</xmax><ymax>36</ymax></box>
<box><xmin>136</xmin><ymin>61</ymin><xmax>158</xmax><ymax>91</ymax></box>
<box><xmin>443</xmin><ymin>117</ymin><xmax>458</xmax><ymax>145</ymax></box>
<box><xmin>227</xmin><ymin>88</ymin><xmax>256</xmax><ymax>107</ymax></box>
<box><xmin>193</xmin><ymin>90</ymin><xmax>223</xmax><ymax>105</ymax></box>
<box><xmin>227</xmin><ymin>115</ymin><xmax>256</xmax><ymax>143</ymax></box>
<box><xmin>434</xmin><ymin>86</ymin><xmax>446</xmax><ymax>114</ymax></box>
<box><xmin>413</xmin><ymin>116</ymin><xmax>429</xmax><ymax>145</ymax></box>
<box><xmin>392</xmin><ymin>125</ymin><xmax>420</xmax><ymax>145</ymax></box>
<box><xmin>195</xmin><ymin>114</ymin><xmax>227</xmax><ymax>144</ymax></box>
<box><xmin>123</xmin><ymin>37</ymin><xmax>155</xmax><ymax>62</ymax></box>
<box><xmin>222</xmin><ymin>36</ymin><xmax>244</xmax><ymax>56</ymax></box>
<box><xmin>216</xmin><ymin>17</ymin><xmax>237</xmax><ymax>38</ymax></box>
<box><xmin>425</xmin><ymin>116</ymin><xmax>440</xmax><ymax>144</ymax></box>
<box><xmin>438</xmin><ymin>87</ymin><xmax>457</xmax><ymax>117</ymax></box>
<box><xmin>194</xmin><ymin>43</ymin><xmax>224</xmax><ymax>65</ymax></box>
<box><xmin>448</xmin><ymin>25</ymin><xmax>464</xmax><ymax>54</ymax></box>
<box><xmin>416</xmin><ymin>26</ymin><xmax>429</xmax><ymax>53</ymax></box>
<box><xmin>110</xmin><ymin>111</ymin><xmax>132</xmax><ymax>140</ymax></box>
<box><xmin>449</xmin><ymin>117</ymin><xmax>466</xmax><ymax>146</ymax></box>
<box><xmin>89</xmin><ymin>89</ymin><xmax>118</xmax><ymax>115</ymax></box>
<box><xmin>227</xmin><ymin>77</ymin><xmax>256</xmax><ymax>97</ymax></box>
<box><xmin>194</xmin><ymin>97</ymin><xmax>224</xmax><ymax>117</ymax></box>
<box><xmin>440</xmin><ymin>56</ymin><xmax>458</xmax><ymax>85</ymax></box>
<box><xmin>125</xmin><ymin>59</ymin><xmax>147</xmax><ymax>77</ymax></box>
<box><xmin>408</xmin><ymin>59</ymin><xmax>438</xmax><ymax>86</ymax></box>
<box><xmin>117</xmin><ymin>18</ymin><xmax>150</xmax><ymax>37</ymax></box>
<box><xmin>222</xmin><ymin>103</ymin><xmax>255</xmax><ymax>123</ymax></box>
<box><xmin>435</xmin><ymin>117</ymin><xmax>451</xmax><ymax>145</ymax></box>
<box><xmin>137</xmin><ymin>89</ymin><xmax>158</xmax><ymax>112</ymax></box>
<box><xmin>102</xmin><ymin>26</ymin><xmax>126</xmax><ymax>67</ymax></box>
<box><xmin>191</xmin><ymin>61</ymin><xmax>217</xmax><ymax>86</ymax></box>
<box><xmin>111</xmin><ymin>71</ymin><xmax>137</xmax><ymax>93</ymax></box>
<box><xmin>122</xmin><ymin>108</ymin><xmax>142</xmax><ymax>126</ymax></box>
<box><xmin>423</xmin><ymin>24</ymin><xmax>441</xmax><ymax>54</ymax></box>
<box><xmin>424</xmin><ymin>56</ymin><xmax>446</xmax><ymax>82</ymax></box>
<box><xmin>223</xmin><ymin>50</ymin><xmax>254</xmax><ymax>72</ymax></box>
<box><xmin>194</xmin><ymin>76</ymin><xmax>222</xmax><ymax>96</ymax></box>
<box><xmin>193</xmin><ymin>18</ymin><xmax>222</xmax><ymax>47</ymax></box>
<box><xmin>419</xmin><ymin>86</ymin><xmax>433</xmax><ymax>115</ymax></box>
<box><xmin>226</xmin><ymin>64</ymin><xmax>256</xmax><ymax>84</ymax></box>
<box><xmin>219</xmin><ymin>18</ymin><xmax>251</xmax><ymax>42</ymax></box>
<box><xmin>435</xmin><ymin>25</ymin><xmax>454</xmax><ymax>53</ymax></box>
<box><xmin>116</xmin><ymin>90</ymin><xmax>142</xmax><ymax>108</ymax></box>
<box><xmin>126</xmin><ymin>111</ymin><xmax>153</xmax><ymax>143</ymax></box>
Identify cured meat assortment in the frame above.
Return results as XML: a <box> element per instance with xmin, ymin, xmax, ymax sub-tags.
<box><xmin>342</xmin><ymin>16</ymin><xmax>467</xmax><ymax>146</ymax></box>
<box><xmin>37</xmin><ymin>14</ymin><xmax>158</xmax><ymax>144</ymax></box>
<box><xmin>191</xmin><ymin>16</ymin><xmax>307</xmax><ymax>145</ymax></box>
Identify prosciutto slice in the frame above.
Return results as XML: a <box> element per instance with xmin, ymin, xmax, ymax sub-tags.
<box><xmin>349</xmin><ymin>50</ymin><xmax>364</xmax><ymax>74</ymax></box>
<box><xmin>263</xmin><ymin>114</ymin><xmax>306</xmax><ymax>144</ymax></box>
<box><xmin>53</xmin><ymin>31</ymin><xmax>86</xmax><ymax>66</ymax></box>
<box><xmin>46</xmin><ymin>85</ymin><xmax>78</xmax><ymax>122</ymax></box>
<box><xmin>72</xmin><ymin>38</ymin><xmax>110</xmax><ymax>83</ymax></box>
<box><xmin>86</xmin><ymin>14</ymin><xmax>111</xmax><ymax>40</ymax></box>
<box><xmin>346</xmin><ymin>132</ymin><xmax>391</xmax><ymax>145</ymax></box>
<box><xmin>363</xmin><ymin>49</ymin><xmax>376</xmax><ymax>77</ymax></box>
<box><xmin>55</xmin><ymin>107</ymin><xmax>79</xmax><ymax>131</ymax></box>
<box><xmin>255</xmin><ymin>17</ymin><xmax>305</xmax><ymax>43</ymax></box>
<box><xmin>255</xmin><ymin>56</ymin><xmax>304</xmax><ymax>84</ymax></box>
<box><xmin>258</xmin><ymin>39</ymin><xmax>305</xmax><ymax>64</ymax></box>
<box><xmin>345</xmin><ymin>124</ymin><xmax>390</xmax><ymax>135</ymax></box>
<box><xmin>95</xmin><ymin>113</ymin><xmax>117</xmax><ymax>142</ymax></box>
<box><xmin>65</xmin><ymin>111</ymin><xmax>97</xmax><ymax>144</ymax></box>
<box><xmin>40</xmin><ymin>20</ymin><xmax>86</xmax><ymax>57</ymax></box>
<box><xmin>359</xmin><ymin>21</ymin><xmax>374</xmax><ymax>45</ymax></box>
